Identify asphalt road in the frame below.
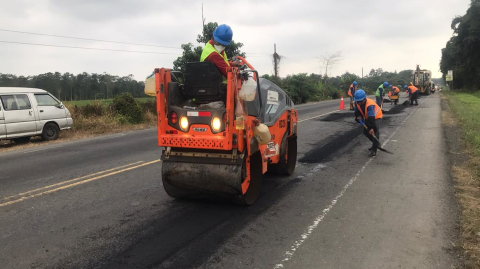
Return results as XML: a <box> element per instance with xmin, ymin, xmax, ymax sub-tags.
<box><xmin>0</xmin><ymin>93</ymin><xmax>459</xmax><ymax>269</ymax></box>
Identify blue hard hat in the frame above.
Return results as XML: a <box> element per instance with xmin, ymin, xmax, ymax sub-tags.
<box><xmin>403</xmin><ymin>85</ymin><xmax>408</xmax><ymax>89</ymax></box>
<box><xmin>354</xmin><ymin>89</ymin><xmax>367</xmax><ymax>101</ymax></box>
<box><xmin>383</xmin><ymin>82</ymin><xmax>389</xmax><ymax>87</ymax></box>
<box><xmin>213</xmin><ymin>24</ymin><xmax>233</xmax><ymax>46</ymax></box>
<box><xmin>353</xmin><ymin>81</ymin><xmax>358</xmax><ymax>86</ymax></box>
<box><xmin>389</xmin><ymin>84</ymin><xmax>392</xmax><ymax>88</ymax></box>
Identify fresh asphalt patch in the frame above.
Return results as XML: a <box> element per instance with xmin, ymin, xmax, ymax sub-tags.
<box><xmin>319</xmin><ymin>112</ymin><xmax>352</xmax><ymax>122</ymax></box>
<box><xmin>300</xmin><ymin>103</ymin><xmax>409</xmax><ymax>164</ymax></box>
<box><xmin>299</xmin><ymin>126</ymin><xmax>363</xmax><ymax>163</ymax></box>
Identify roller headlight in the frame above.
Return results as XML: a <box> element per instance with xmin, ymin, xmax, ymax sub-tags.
<box><xmin>180</xmin><ymin>116</ymin><xmax>189</xmax><ymax>131</ymax></box>
<box><xmin>212</xmin><ymin>117</ymin><xmax>221</xmax><ymax>132</ymax></box>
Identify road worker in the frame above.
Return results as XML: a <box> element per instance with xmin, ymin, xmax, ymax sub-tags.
<box><xmin>354</xmin><ymin>89</ymin><xmax>383</xmax><ymax>157</ymax></box>
<box><xmin>200</xmin><ymin>24</ymin><xmax>233</xmax><ymax>77</ymax></box>
<box><xmin>376</xmin><ymin>81</ymin><xmax>389</xmax><ymax>108</ymax></box>
<box><xmin>388</xmin><ymin>85</ymin><xmax>400</xmax><ymax>105</ymax></box>
<box><xmin>347</xmin><ymin>81</ymin><xmax>358</xmax><ymax>110</ymax></box>
<box><xmin>405</xmin><ymin>82</ymin><xmax>419</xmax><ymax>105</ymax></box>
<box><xmin>391</xmin><ymin>85</ymin><xmax>400</xmax><ymax>95</ymax></box>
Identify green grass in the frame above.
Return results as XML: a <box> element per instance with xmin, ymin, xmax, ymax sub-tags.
<box><xmin>443</xmin><ymin>90</ymin><xmax>480</xmax><ymax>157</ymax></box>
<box><xmin>63</xmin><ymin>97</ymin><xmax>154</xmax><ymax>107</ymax></box>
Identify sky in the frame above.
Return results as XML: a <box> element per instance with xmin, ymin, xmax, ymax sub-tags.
<box><xmin>0</xmin><ymin>0</ymin><xmax>471</xmax><ymax>81</ymax></box>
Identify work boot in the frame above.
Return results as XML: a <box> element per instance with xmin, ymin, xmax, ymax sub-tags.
<box><xmin>368</xmin><ymin>149</ymin><xmax>377</xmax><ymax>157</ymax></box>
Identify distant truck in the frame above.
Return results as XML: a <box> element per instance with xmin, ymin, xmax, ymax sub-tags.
<box><xmin>412</xmin><ymin>65</ymin><xmax>435</xmax><ymax>95</ymax></box>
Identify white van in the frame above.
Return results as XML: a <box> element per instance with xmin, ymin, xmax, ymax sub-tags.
<box><xmin>0</xmin><ymin>87</ymin><xmax>73</xmax><ymax>143</ymax></box>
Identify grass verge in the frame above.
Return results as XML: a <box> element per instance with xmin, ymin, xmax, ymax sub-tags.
<box><xmin>63</xmin><ymin>97</ymin><xmax>154</xmax><ymax>107</ymax></box>
<box><xmin>442</xmin><ymin>91</ymin><xmax>480</xmax><ymax>268</ymax></box>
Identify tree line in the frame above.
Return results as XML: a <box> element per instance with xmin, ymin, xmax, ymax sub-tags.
<box><xmin>262</xmin><ymin>68</ymin><xmax>415</xmax><ymax>104</ymax></box>
<box><xmin>440</xmin><ymin>0</ymin><xmax>480</xmax><ymax>90</ymax></box>
<box><xmin>0</xmin><ymin>19</ymin><xmax>423</xmax><ymax>104</ymax></box>
<box><xmin>0</xmin><ymin>72</ymin><xmax>145</xmax><ymax>101</ymax></box>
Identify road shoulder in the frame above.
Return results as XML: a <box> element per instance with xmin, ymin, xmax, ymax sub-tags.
<box><xmin>288</xmin><ymin>94</ymin><xmax>461</xmax><ymax>268</ymax></box>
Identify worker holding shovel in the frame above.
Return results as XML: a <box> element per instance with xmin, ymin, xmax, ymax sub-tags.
<box><xmin>354</xmin><ymin>89</ymin><xmax>384</xmax><ymax>157</ymax></box>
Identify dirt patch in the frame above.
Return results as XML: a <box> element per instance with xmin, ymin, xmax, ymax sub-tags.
<box><xmin>442</xmin><ymin>94</ymin><xmax>480</xmax><ymax>268</ymax></box>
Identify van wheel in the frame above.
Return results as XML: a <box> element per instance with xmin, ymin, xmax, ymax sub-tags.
<box><xmin>13</xmin><ymin>137</ymin><xmax>30</xmax><ymax>144</ymax></box>
<box><xmin>42</xmin><ymin>123</ymin><xmax>60</xmax><ymax>141</ymax></box>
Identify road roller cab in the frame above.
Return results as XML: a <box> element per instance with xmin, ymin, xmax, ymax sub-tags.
<box><xmin>149</xmin><ymin>56</ymin><xmax>298</xmax><ymax>205</ymax></box>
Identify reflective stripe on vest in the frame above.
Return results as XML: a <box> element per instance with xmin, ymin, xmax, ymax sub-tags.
<box><xmin>200</xmin><ymin>42</ymin><xmax>230</xmax><ymax>66</ymax></box>
<box><xmin>356</xmin><ymin>98</ymin><xmax>383</xmax><ymax>119</ymax></box>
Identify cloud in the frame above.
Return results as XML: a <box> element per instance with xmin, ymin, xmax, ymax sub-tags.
<box><xmin>0</xmin><ymin>0</ymin><xmax>471</xmax><ymax>81</ymax></box>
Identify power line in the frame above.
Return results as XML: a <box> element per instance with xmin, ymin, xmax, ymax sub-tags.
<box><xmin>0</xmin><ymin>40</ymin><xmax>180</xmax><ymax>55</ymax></box>
<box><xmin>246</xmin><ymin>52</ymin><xmax>270</xmax><ymax>55</ymax></box>
<box><xmin>281</xmin><ymin>56</ymin><xmax>318</xmax><ymax>68</ymax></box>
<box><xmin>0</xmin><ymin>28</ymin><xmax>181</xmax><ymax>50</ymax></box>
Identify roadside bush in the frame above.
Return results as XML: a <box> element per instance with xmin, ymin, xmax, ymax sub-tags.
<box><xmin>141</xmin><ymin>99</ymin><xmax>157</xmax><ymax>114</ymax></box>
<box><xmin>81</xmin><ymin>101</ymin><xmax>106</xmax><ymax>117</ymax></box>
<box><xmin>113</xmin><ymin>93</ymin><xmax>143</xmax><ymax>124</ymax></box>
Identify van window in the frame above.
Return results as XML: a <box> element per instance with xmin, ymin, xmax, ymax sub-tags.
<box><xmin>35</xmin><ymin>94</ymin><xmax>59</xmax><ymax>106</ymax></box>
<box><xmin>0</xmin><ymin>94</ymin><xmax>32</xmax><ymax>110</ymax></box>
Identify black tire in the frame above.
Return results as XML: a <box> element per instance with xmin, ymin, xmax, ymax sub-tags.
<box><xmin>269</xmin><ymin>136</ymin><xmax>297</xmax><ymax>175</ymax></box>
<box><xmin>425</xmin><ymin>86</ymin><xmax>431</xmax><ymax>95</ymax></box>
<box><xmin>42</xmin><ymin>123</ymin><xmax>60</xmax><ymax>141</ymax></box>
<box><xmin>13</xmin><ymin>136</ymin><xmax>30</xmax><ymax>144</ymax></box>
<box><xmin>233</xmin><ymin>152</ymin><xmax>263</xmax><ymax>205</ymax></box>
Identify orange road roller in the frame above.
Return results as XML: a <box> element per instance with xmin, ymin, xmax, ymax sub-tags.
<box><xmin>148</xmin><ymin>56</ymin><xmax>298</xmax><ymax>205</ymax></box>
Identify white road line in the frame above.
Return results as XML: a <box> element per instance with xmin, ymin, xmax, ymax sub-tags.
<box><xmin>298</xmin><ymin>110</ymin><xmax>341</xmax><ymax>123</ymax></box>
<box><xmin>274</xmin><ymin>101</ymin><xmax>423</xmax><ymax>269</ymax></box>
<box><xmin>24</xmin><ymin>145</ymin><xmax>63</xmax><ymax>153</ymax></box>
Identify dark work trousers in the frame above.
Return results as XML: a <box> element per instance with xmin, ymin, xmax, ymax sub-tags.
<box><xmin>410</xmin><ymin>91</ymin><xmax>419</xmax><ymax>105</ymax></box>
<box><xmin>375</xmin><ymin>95</ymin><xmax>383</xmax><ymax>107</ymax></box>
<box><xmin>363</xmin><ymin>119</ymin><xmax>381</xmax><ymax>151</ymax></box>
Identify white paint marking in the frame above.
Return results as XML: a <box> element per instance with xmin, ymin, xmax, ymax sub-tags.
<box><xmin>24</xmin><ymin>145</ymin><xmax>62</xmax><ymax>153</ymax></box>
<box><xmin>274</xmin><ymin>101</ymin><xmax>423</xmax><ymax>269</ymax></box>
<box><xmin>298</xmin><ymin>110</ymin><xmax>340</xmax><ymax>123</ymax></box>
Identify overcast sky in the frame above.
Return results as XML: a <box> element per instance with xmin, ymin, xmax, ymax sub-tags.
<box><xmin>0</xmin><ymin>0</ymin><xmax>471</xmax><ymax>81</ymax></box>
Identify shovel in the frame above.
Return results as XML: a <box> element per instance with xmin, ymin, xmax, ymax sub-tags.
<box><xmin>358</xmin><ymin>119</ymin><xmax>394</xmax><ymax>154</ymax></box>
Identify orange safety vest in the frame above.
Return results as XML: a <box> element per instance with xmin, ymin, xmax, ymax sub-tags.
<box><xmin>407</xmin><ymin>86</ymin><xmax>418</xmax><ymax>94</ymax></box>
<box><xmin>356</xmin><ymin>98</ymin><xmax>383</xmax><ymax>119</ymax></box>
<box><xmin>392</xmin><ymin>86</ymin><xmax>400</xmax><ymax>94</ymax></box>
<box><xmin>348</xmin><ymin>84</ymin><xmax>356</xmax><ymax>97</ymax></box>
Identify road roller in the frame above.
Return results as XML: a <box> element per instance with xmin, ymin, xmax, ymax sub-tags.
<box><xmin>148</xmin><ymin>56</ymin><xmax>298</xmax><ymax>205</ymax></box>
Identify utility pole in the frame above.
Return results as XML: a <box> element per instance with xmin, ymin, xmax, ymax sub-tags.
<box><xmin>272</xmin><ymin>44</ymin><xmax>281</xmax><ymax>83</ymax></box>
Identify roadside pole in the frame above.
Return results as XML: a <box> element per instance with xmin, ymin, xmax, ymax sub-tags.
<box><xmin>446</xmin><ymin>70</ymin><xmax>453</xmax><ymax>90</ymax></box>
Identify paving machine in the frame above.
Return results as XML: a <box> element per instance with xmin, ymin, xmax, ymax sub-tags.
<box><xmin>149</xmin><ymin>56</ymin><xmax>298</xmax><ymax>205</ymax></box>
<box><xmin>413</xmin><ymin>65</ymin><xmax>435</xmax><ymax>95</ymax></box>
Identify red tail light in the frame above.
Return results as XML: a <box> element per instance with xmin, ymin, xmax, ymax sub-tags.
<box><xmin>170</xmin><ymin>111</ymin><xmax>178</xmax><ymax>124</ymax></box>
